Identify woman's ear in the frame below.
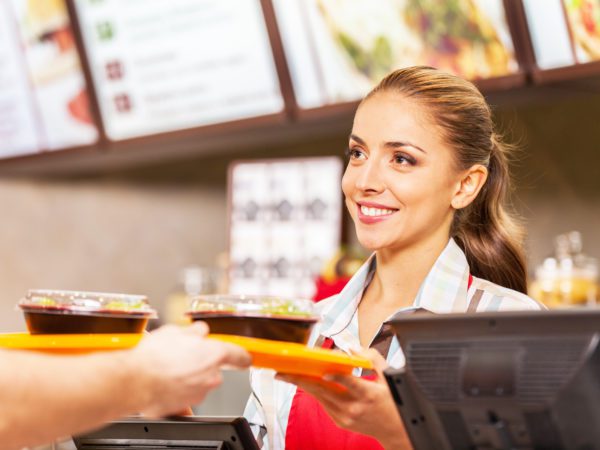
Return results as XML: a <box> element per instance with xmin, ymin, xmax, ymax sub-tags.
<box><xmin>451</xmin><ymin>165</ymin><xmax>488</xmax><ymax>210</ymax></box>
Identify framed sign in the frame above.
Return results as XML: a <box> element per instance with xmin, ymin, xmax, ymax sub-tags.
<box><xmin>518</xmin><ymin>0</ymin><xmax>600</xmax><ymax>82</ymax></box>
<box><xmin>74</xmin><ymin>0</ymin><xmax>285</xmax><ymax>141</ymax></box>
<box><xmin>228</xmin><ymin>157</ymin><xmax>343</xmax><ymax>299</ymax></box>
<box><xmin>272</xmin><ymin>0</ymin><xmax>523</xmax><ymax>110</ymax></box>
<box><xmin>0</xmin><ymin>0</ymin><xmax>98</xmax><ymax>158</ymax></box>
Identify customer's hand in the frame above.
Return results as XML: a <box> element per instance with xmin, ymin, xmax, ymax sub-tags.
<box><xmin>276</xmin><ymin>348</ymin><xmax>412</xmax><ymax>450</ymax></box>
<box><xmin>131</xmin><ymin>322</ymin><xmax>251</xmax><ymax>417</ymax></box>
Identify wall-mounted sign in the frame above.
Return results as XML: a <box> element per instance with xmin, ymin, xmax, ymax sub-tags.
<box><xmin>0</xmin><ymin>0</ymin><xmax>98</xmax><ymax>158</ymax></box>
<box><xmin>74</xmin><ymin>0</ymin><xmax>284</xmax><ymax>141</ymax></box>
<box><xmin>228</xmin><ymin>157</ymin><xmax>343</xmax><ymax>299</ymax></box>
<box><xmin>563</xmin><ymin>0</ymin><xmax>600</xmax><ymax>63</ymax></box>
<box><xmin>273</xmin><ymin>0</ymin><xmax>520</xmax><ymax>108</ymax></box>
<box><xmin>522</xmin><ymin>0</ymin><xmax>576</xmax><ymax>69</ymax></box>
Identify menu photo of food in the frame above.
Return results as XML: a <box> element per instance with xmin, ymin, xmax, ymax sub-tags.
<box><xmin>563</xmin><ymin>0</ymin><xmax>600</xmax><ymax>62</ymax></box>
<box><xmin>10</xmin><ymin>0</ymin><xmax>98</xmax><ymax>150</ymax></box>
<box><xmin>402</xmin><ymin>0</ymin><xmax>518</xmax><ymax>79</ymax></box>
<box><xmin>285</xmin><ymin>0</ymin><xmax>519</xmax><ymax>105</ymax></box>
<box><xmin>0</xmin><ymin>0</ymin><xmax>41</xmax><ymax>157</ymax></box>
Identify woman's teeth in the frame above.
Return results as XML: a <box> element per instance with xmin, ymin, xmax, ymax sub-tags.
<box><xmin>360</xmin><ymin>205</ymin><xmax>395</xmax><ymax>217</ymax></box>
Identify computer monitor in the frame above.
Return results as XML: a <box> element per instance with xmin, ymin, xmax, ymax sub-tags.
<box><xmin>73</xmin><ymin>416</ymin><xmax>259</xmax><ymax>450</ymax></box>
<box><xmin>384</xmin><ymin>308</ymin><xmax>600</xmax><ymax>450</ymax></box>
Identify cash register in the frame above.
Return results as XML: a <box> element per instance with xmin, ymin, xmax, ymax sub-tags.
<box><xmin>73</xmin><ymin>416</ymin><xmax>259</xmax><ymax>450</ymax></box>
<box><xmin>384</xmin><ymin>308</ymin><xmax>600</xmax><ymax>450</ymax></box>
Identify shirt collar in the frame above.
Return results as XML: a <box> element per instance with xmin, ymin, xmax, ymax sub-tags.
<box><xmin>411</xmin><ymin>238</ymin><xmax>471</xmax><ymax>314</ymax></box>
<box><xmin>318</xmin><ymin>238</ymin><xmax>471</xmax><ymax>338</ymax></box>
<box><xmin>317</xmin><ymin>253</ymin><xmax>376</xmax><ymax>339</ymax></box>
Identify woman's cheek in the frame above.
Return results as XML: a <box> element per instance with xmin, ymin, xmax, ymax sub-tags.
<box><xmin>341</xmin><ymin>169</ymin><xmax>352</xmax><ymax>197</ymax></box>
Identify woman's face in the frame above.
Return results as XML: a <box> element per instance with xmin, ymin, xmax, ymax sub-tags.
<box><xmin>342</xmin><ymin>92</ymin><xmax>461</xmax><ymax>252</ymax></box>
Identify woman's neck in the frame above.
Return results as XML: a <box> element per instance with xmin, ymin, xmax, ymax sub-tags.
<box><xmin>369</xmin><ymin>233</ymin><xmax>451</xmax><ymax>309</ymax></box>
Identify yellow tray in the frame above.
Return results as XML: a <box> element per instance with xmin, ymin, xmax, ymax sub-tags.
<box><xmin>0</xmin><ymin>333</ymin><xmax>142</xmax><ymax>354</ymax></box>
<box><xmin>209</xmin><ymin>334</ymin><xmax>373</xmax><ymax>376</ymax></box>
<box><xmin>0</xmin><ymin>333</ymin><xmax>374</xmax><ymax>376</ymax></box>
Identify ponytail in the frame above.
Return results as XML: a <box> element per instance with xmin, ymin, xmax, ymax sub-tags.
<box><xmin>369</xmin><ymin>67</ymin><xmax>528</xmax><ymax>293</ymax></box>
<box><xmin>452</xmin><ymin>135</ymin><xmax>528</xmax><ymax>293</ymax></box>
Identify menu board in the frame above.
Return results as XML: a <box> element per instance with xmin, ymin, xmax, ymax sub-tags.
<box><xmin>0</xmin><ymin>1</ymin><xmax>39</xmax><ymax>157</ymax></box>
<box><xmin>522</xmin><ymin>0</ymin><xmax>576</xmax><ymax>69</ymax></box>
<box><xmin>272</xmin><ymin>0</ymin><xmax>520</xmax><ymax>109</ymax></box>
<box><xmin>74</xmin><ymin>0</ymin><xmax>284</xmax><ymax>141</ymax></box>
<box><xmin>0</xmin><ymin>0</ymin><xmax>98</xmax><ymax>158</ymax></box>
<box><xmin>228</xmin><ymin>157</ymin><xmax>343</xmax><ymax>299</ymax></box>
<box><xmin>562</xmin><ymin>0</ymin><xmax>600</xmax><ymax>63</ymax></box>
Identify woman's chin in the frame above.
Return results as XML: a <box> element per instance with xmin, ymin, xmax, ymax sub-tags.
<box><xmin>356</xmin><ymin>236</ymin><xmax>390</xmax><ymax>252</ymax></box>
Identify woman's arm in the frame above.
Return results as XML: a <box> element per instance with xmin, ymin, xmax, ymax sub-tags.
<box><xmin>276</xmin><ymin>348</ymin><xmax>413</xmax><ymax>450</ymax></box>
<box><xmin>0</xmin><ymin>323</ymin><xmax>250</xmax><ymax>449</ymax></box>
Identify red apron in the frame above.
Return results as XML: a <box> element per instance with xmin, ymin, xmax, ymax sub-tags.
<box><xmin>285</xmin><ymin>274</ymin><xmax>474</xmax><ymax>449</ymax></box>
<box><xmin>285</xmin><ymin>337</ymin><xmax>384</xmax><ymax>450</ymax></box>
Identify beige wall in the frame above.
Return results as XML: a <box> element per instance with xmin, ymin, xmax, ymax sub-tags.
<box><xmin>0</xmin><ymin>177</ymin><xmax>228</xmax><ymax>331</ymax></box>
<box><xmin>506</xmin><ymin>92</ymin><xmax>600</xmax><ymax>264</ymax></box>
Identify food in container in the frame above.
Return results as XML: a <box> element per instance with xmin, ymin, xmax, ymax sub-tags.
<box><xmin>18</xmin><ymin>290</ymin><xmax>157</xmax><ymax>334</ymax></box>
<box><xmin>186</xmin><ymin>295</ymin><xmax>318</xmax><ymax>344</ymax></box>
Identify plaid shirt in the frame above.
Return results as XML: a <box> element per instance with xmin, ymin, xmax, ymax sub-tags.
<box><xmin>243</xmin><ymin>238</ymin><xmax>542</xmax><ymax>449</ymax></box>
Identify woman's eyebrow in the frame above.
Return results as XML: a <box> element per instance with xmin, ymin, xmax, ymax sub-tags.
<box><xmin>349</xmin><ymin>134</ymin><xmax>366</xmax><ymax>146</ymax></box>
<box><xmin>383</xmin><ymin>140</ymin><xmax>427</xmax><ymax>154</ymax></box>
<box><xmin>350</xmin><ymin>134</ymin><xmax>427</xmax><ymax>154</ymax></box>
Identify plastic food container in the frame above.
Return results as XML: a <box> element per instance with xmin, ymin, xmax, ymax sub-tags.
<box><xmin>186</xmin><ymin>295</ymin><xmax>318</xmax><ymax>344</ymax></box>
<box><xmin>18</xmin><ymin>290</ymin><xmax>157</xmax><ymax>334</ymax></box>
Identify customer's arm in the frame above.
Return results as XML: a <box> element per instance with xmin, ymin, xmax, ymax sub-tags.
<box><xmin>0</xmin><ymin>322</ymin><xmax>250</xmax><ymax>449</ymax></box>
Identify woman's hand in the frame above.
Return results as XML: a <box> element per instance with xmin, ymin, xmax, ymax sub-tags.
<box><xmin>276</xmin><ymin>348</ymin><xmax>413</xmax><ymax>450</ymax></box>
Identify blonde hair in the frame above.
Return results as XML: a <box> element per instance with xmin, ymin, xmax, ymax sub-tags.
<box><xmin>366</xmin><ymin>66</ymin><xmax>527</xmax><ymax>293</ymax></box>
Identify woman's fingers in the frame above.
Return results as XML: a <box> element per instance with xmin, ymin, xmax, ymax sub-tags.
<box><xmin>350</xmin><ymin>347</ymin><xmax>389</xmax><ymax>373</ymax></box>
<box><xmin>323</xmin><ymin>374</ymin><xmax>373</xmax><ymax>399</ymax></box>
<box><xmin>278</xmin><ymin>374</ymin><xmax>352</xmax><ymax>420</ymax></box>
<box><xmin>276</xmin><ymin>373</ymin><xmax>348</xmax><ymax>395</ymax></box>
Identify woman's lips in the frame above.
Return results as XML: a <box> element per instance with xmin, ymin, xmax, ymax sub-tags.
<box><xmin>356</xmin><ymin>202</ymin><xmax>398</xmax><ymax>224</ymax></box>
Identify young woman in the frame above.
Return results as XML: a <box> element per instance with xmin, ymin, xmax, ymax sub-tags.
<box><xmin>244</xmin><ymin>66</ymin><xmax>542</xmax><ymax>450</ymax></box>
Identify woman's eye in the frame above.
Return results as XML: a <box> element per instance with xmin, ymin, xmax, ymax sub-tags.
<box><xmin>394</xmin><ymin>152</ymin><xmax>416</xmax><ymax>165</ymax></box>
<box><xmin>345</xmin><ymin>147</ymin><xmax>366</xmax><ymax>160</ymax></box>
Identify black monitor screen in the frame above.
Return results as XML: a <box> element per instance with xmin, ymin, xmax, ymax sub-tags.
<box><xmin>384</xmin><ymin>309</ymin><xmax>600</xmax><ymax>450</ymax></box>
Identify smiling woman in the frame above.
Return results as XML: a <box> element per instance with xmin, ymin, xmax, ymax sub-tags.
<box><xmin>244</xmin><ymin>66</ymin><xmax>542</xmax><ymax>450</ymax></box>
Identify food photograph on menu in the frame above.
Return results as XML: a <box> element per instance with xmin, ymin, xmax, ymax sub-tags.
<box><xmin>0</xmin><ymin>1</ymin><xmax>40</xmax><ymax>157</ymax></box>
<box><xmin>563</xmin><ymin>0</ymin><xmax>600</xmax><ymax>62</ymax></box>
<box><xmin>9</xmin><ymin>0</ymin><xmax>98</xmax><ymax>150</ymax></box>
<box><xmin>277</xmin><ymin>0</ymin><xmax>519</xmax><ymax>106</ymax></box>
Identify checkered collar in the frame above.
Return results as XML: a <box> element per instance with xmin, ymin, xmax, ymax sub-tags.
<box><xmin>318</xmin><ymin>238</ymin><xmax>471</xmax><ymax>339</ymax></box>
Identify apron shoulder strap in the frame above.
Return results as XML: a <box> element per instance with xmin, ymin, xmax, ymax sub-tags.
<box><xmin>314</xmin><ymin>335</ymin><xmax>335</xmax><ymax>349</ymax></box>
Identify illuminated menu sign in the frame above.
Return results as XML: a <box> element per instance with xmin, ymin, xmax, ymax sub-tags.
<box><xmin>0</xmin><ymin>0</ymin><xmax>98</xmax><ymax>158</ymax></box>
<box><xmin>228</xmin><ymin>157</ymin><xmax>343</xmax><ymax>298</ymax></box>
<box><xmin>74</xmin><ymin>0</ymin><xmax>284</xmax><ymax>141</ymax></box>
<box><xmin>562</xmin><ymin>0</ymin><xmax>600</xmax><ymax>64</ymax></box>
<box><xmin>0</xmin><ymin>1</ymin><xmax>39</xmax><ymax>157</ymax></box>
<box><xmin>273</xmin><ymin>0</ymin><xmax>520</xmax><ymax>108</ymax></box>
<box><xmin>522</xmin><ymin>0</ymin><xmax>576</xmax><ymax>69</ymax></box>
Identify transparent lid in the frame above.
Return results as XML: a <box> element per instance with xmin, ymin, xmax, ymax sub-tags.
<box><xmin>187</xmin><ymin>294</ymin><xmax>317</xmax><ymax>320</ymax></box>
<box><xmin>18</xmin><ymin>289</ymin><xmax>157</xmax><ymax>318</ymax></box>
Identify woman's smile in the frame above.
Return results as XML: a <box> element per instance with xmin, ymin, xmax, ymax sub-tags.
<box><xmin>356</xmin><ymin>201</ymin><xmax>399</xmax><ymax>224</ymax></box>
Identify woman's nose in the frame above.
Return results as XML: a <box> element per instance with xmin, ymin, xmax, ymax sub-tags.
<box><xmin>355</xmin><ymin>159</ymin><xmax>384</xmax><ymax>193</ymax></box>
